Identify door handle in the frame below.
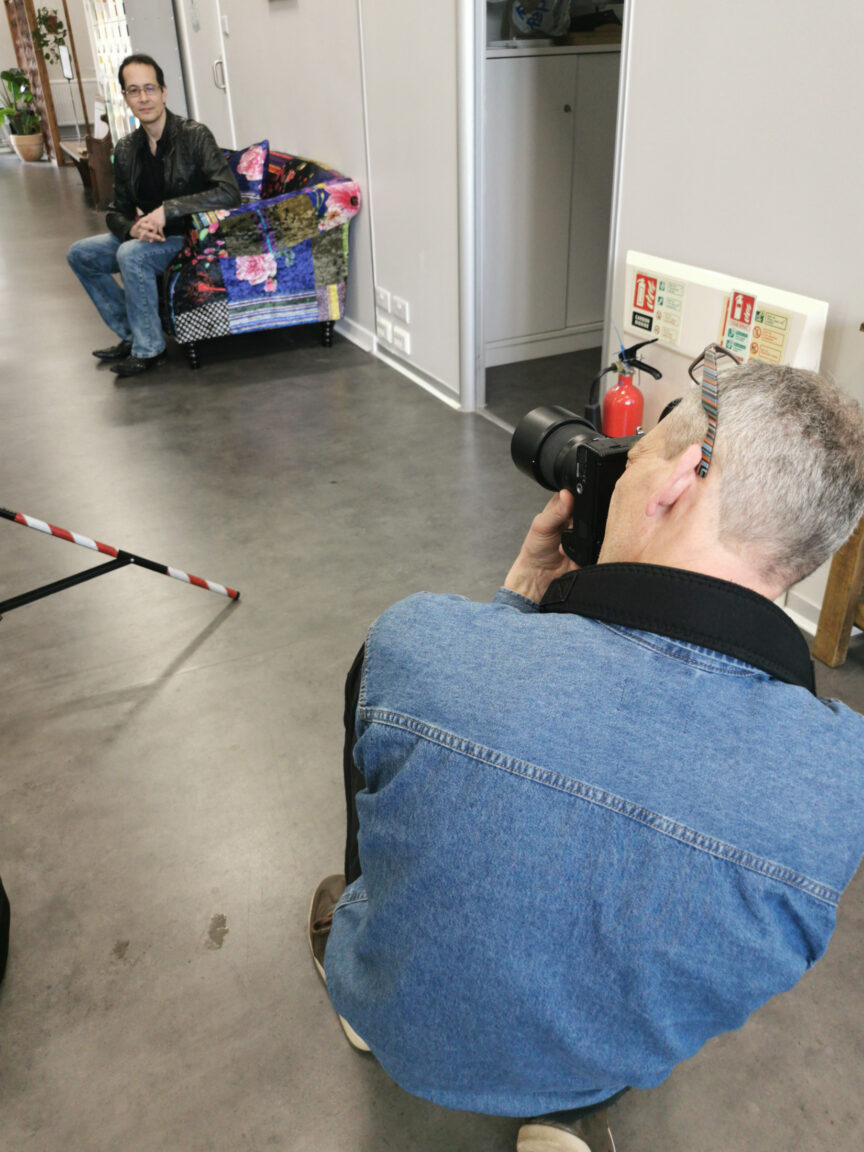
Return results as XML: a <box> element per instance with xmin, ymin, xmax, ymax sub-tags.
<box><xmin>212</xmin><ymin>59</ymin><xmax>227</xmax><ymax>90</ymax></box>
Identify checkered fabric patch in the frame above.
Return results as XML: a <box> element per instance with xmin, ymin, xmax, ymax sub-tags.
<box><xmin>174</xmin><ymin>299</ymin><xmax>231</xmax><ymax>344</ymax></box>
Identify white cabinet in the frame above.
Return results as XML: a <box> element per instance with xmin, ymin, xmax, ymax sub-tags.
<box><xmin>484</xmin><ymin>49</ymin><xmax>620</xmax><ymax>364</ymax></box>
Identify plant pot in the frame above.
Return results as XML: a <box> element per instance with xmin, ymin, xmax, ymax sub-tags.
<box><xmin>10</xmin><ymin>132</ymin><xmax>44</xmax><ymax>162</ymax></box>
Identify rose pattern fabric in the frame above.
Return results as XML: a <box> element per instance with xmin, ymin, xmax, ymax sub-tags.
<box><xmin>226</xmin><ymin>140</ymin><xmax>270</xmax><ymax>201</ymax></box>
<box><xmin>322</xmin><ymin>182</ymin><xmax>361</xmax><ymax>229</ymax></box>
<box><xmin>236</xmin><ymin>144</ymin><xmax>266</xmax><ymax>184</ymax></box>
<box><xmin>236</xmin><ymin>252</ymin><xmax>278</xmax><ymax>292</ymax></box>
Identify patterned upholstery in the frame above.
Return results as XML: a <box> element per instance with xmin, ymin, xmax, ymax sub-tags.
<box><xmin>225</xmin><ymin>139</ymin><xmax>270</xmax><ymax>202</ymax></box>
<box><xmin>164</xmin><ymin>150</ymin><xmax>361</xmax><ymax>348</ymax></box>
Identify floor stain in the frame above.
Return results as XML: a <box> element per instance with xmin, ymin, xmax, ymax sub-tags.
<box><xmin>112</xmin><ymin>939</ymin><xmax>130</xmax><ymax>960</ymax></box>
<box><xmin>206</xmin><ymin>913</ymin><xmax>229</xmax><ymax>950</ymax></box>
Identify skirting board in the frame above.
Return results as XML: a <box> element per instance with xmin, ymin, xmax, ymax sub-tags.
<box><xmin>335</xmin><ymin>317</ymin><xmax>461</xmax><ymax>410</ymax></box>
<box><xmin>784</xmin><ymin>588</ymin><xmax>831</xmax><ymax>637</ymax></box>
<box><xmin>335</xmin><ymin>315</ymin><xmax>374</xmax><ymax>353</ymax></box>
<box><xmin>485</xmin><ymin>324</ymin><xmax>603</xmax><ymax>367</ymax></box>
<box><xmin>782</xmin><ymin>597</ymin><xmax>818</xmax><ymax>636</ymax></box>
<box><xmin>374</xmin><ymin>348</ymin><xmax>461</xmax><ymax>410</ymax></box>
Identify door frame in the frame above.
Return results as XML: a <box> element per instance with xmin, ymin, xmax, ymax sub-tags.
<box><xmin>458</xmin><ymin>0</ymin><xmax>634</xmax><ymax>413</ymax></box>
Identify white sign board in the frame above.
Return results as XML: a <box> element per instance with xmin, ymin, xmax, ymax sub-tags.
<box><xmin>620</xmin><ymin>251</ymin><xmax>828</xmax><ymax>426</ymax></box>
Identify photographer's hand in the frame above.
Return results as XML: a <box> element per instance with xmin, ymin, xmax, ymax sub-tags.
<box><xmin>504</xmin><ymin>489</ymin><xmax>578</xmax><ymax>604</ymax></box>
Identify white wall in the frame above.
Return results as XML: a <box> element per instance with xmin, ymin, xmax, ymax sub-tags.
<box><xmin>609</xmin><ymin>0</ymin><xmax>864</xmax><ymax>624</ymax></box>
<box><xmin>359</xmin><ymin>0</ymin><xmax>462</xmax><ymax>398</ymax></box>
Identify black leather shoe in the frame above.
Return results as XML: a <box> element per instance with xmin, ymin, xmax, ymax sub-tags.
<box><xmin>110</xmin><ymin>352</ymin><xmax>167</xmax><ymax>378</ymax></box>
<box><xmin>92</xmin><ymin>339</ymin><xmax>133</xmax><ymax>361</ymax></box>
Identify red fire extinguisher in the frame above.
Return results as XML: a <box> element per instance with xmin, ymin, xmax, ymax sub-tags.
<box><xmin>585</xmin><ymin>338</ymin><xmax>663</xmax><ymax>436</ymax></box>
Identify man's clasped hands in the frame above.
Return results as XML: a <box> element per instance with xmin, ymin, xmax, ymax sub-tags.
<box><xmin>131</xmin><ymin>204</ymin><xmax>167</xmax><ymax>242</ymax></box>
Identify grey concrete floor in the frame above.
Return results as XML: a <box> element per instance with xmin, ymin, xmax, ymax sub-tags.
<box><xmin>1</xmin><ymin>157</ymin><xmax>862</xmax><ymax>1152</ymax></box>
<box><xmin>485</xmin><ymin>347</ymin><xmax>603</xmax><ymax>430</ymax></box>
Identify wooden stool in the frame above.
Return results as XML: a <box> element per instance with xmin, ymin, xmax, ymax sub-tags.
<box><xmin>812</xmin><ymin>516</ymin><xmax>864</xmax><ymax>667</ymax></box>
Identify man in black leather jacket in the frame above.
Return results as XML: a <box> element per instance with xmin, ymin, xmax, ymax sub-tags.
<box><xmin>67</xmin><ymin>53</ymin><xmax>240</xmax><ymax>377</ymax></box>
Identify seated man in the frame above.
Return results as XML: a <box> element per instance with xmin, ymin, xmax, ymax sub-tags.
<box><xmin>67</xmin><ymin>53</ymin><xmax>240</xmax><ymax>378</ymax></box>
<box><xmin>310</xmin><ymin>360</ymin><xmax>864</xmax><ymax>1152</ymax></box>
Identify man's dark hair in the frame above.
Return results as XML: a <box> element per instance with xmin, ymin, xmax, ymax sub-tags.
<box><xmin>118</xmin><ymin>54</ymin><xmax>165</xmax><ymax>91</ymax></box>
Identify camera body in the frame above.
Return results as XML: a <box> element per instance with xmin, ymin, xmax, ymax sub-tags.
<box><xmin>511</xmin><ymin>406</ymin><xmax>639</xmax><ymax>567</ymax></box>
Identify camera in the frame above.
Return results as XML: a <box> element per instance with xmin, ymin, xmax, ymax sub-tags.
<box><xmin>511</xmin><ymin>406</ymin><xmax>639</xmax><ymax>567</ymax></box>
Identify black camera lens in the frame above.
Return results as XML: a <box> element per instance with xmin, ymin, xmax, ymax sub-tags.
<box><xmin>510</xmin><ymin>406</ymin><xmax>602</xmax><ymax>492</ymax></box>
<box><xmin>511</xmin><ymin>406</ymin><xmax>639</xmax><ymax>566</ymax></box>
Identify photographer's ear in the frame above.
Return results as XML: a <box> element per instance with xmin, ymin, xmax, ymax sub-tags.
<box><xmin>646</xmin><ymin>443</ymin><xmax>704</xmax><ymax>518</ymax></box>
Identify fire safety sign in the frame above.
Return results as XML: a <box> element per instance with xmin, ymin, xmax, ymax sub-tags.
<box><xmin>630</xmin><ymin>270</ymin><xmax>685</xmax><ymax>346</ymax></box>
<box><xmin>631</xmin><ymin>273</ymin><xmax>657</xmax><ymax>333</ymax></box>
<box><xmin>722</xmin><ymin>290</ymin><xmax>758</xmax><ymax>359</ymax></box>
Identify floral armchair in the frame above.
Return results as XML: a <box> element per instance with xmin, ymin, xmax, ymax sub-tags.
<box><xmin>163</xmin><ymin>143</ymin><xmax>362</xmax><ymax>368</ymax></box>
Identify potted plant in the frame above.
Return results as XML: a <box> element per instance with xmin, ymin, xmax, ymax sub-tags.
<box><xmin>31</xmin><ymin>7</ymin><xmax>68</xmax><ymax>66</ymax></box>
<box><xmin>0</xmin><ymin>67</ymin><xmax>44</xmax><ymax>161</ymax></box>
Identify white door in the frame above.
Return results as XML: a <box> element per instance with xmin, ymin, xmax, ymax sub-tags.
<box><xmin>484</xmin><ymin>55</ymin><xmax>576</xmax><ymax>343</ymax></box>
<box><xmin>175</xmin><ymin>0</ymin><xmax>236</xmax><ymax>148</ymax></box>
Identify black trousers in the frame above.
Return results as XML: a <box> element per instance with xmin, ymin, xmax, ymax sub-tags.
<box><xmin>339</xmin><ymin>645</ymin><xmax>628</xmax><ymax>1123</ymax></box>
<box><xmin>342</xmin><ymin>645</ymin><xmax>366</xmax><ymax>885</ymax></box>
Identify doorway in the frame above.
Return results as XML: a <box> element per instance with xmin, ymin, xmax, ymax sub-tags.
<box><xmin>471</xmin><ymin>3</ymin><xmax>627</xmax><ymax>429</ymax></box>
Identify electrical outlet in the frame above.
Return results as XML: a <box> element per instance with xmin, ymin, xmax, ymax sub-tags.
<box><xmin>376</xmin><ymin>315</ymin><xmax>393</xmax><ymax>344</ymax></box>
<box><xmin>375</xmin><ymin>286</ymin><xmax>392</xmax><ymax>312</ymax></box>
<box><xmin>391</xmin><ymin>296</ymin><xmax>410</xmax><ymax>324</ymax></box>
<box><xmin>392</xmin><ymin>326</ymin><xmax>411</xmax><ymax>355</ymax></box>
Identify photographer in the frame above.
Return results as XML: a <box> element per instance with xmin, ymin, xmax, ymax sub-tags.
<box><xmin>309</xmin><ymin>361</ymin><xmax>864</xmax><ymax>1152</ymax></box>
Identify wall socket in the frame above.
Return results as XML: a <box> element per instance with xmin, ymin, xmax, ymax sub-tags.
<box><xmin>376</xmin><ymin>314</ymin><xmax>393</xmax><ymax>344</ymax></box>
<box><xmin>375</xmin><ymin>286</ymin><xmax>391</xmax><ymax>312</ymax></box>
<box><xmin>391</xmin><ymin>296</ymin><xmax>410</xmax><ymax>324</ymax></box>
<box><xmin>392</xmin><ymin>326</ymin><xmax>411</xmax><ymax>355</ymax></box>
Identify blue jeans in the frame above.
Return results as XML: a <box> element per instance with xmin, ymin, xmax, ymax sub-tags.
<box><xmin>67</xmin><ymin>232</ymin><xmax>185</xmax><ymax>359</ymax></box>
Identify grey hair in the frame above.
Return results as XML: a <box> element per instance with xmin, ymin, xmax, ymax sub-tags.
<box><xmin>660</xmin><ymin>361</ymin><xmax>864</xmax><ymax>587</ymax></box>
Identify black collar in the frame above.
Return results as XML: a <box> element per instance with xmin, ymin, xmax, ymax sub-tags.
<box><xmin>539</xmin><ymin>563</ymin><xmax>816</xmax><ymax>694</ymax></box>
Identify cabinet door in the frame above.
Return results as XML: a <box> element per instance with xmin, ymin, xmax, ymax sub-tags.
<box><xmin>566</xmin><ymin>52</ymin><xmax>620</xmax><ymax>329</ymax></box>
<box><xmin>484</xmin><ymin>56</ymin><xmax>576</xmax><ymax>343</ymax></box>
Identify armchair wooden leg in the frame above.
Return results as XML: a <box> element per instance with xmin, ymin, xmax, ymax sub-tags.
<box><xmin>812</xmin><ymin>516</ymin><xmax>864</xmax><ymax>667</ymax></box>
<box><xmin>320</xmin><ymin>321</ymin><xmax>335</xmax><ymax>348</ymax></box>
<box><xmin>185</xmin><ymin>341</ymin><xmax>201</xmax><ymax>370</ymax></box>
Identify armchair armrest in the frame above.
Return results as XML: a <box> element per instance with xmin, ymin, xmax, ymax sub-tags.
<box><xmin>184</xmin><ymin>178</ymin><xmax>362</xmax><ymax>260</ymax></box>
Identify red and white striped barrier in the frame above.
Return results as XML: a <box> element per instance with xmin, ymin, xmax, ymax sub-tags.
<box><xmin>1</xmin><ymin>507</ymin><xmax>239</xmax><ymax>601</ymax></box>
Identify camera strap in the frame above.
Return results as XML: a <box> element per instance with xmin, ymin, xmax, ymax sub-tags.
<box><xmin>538</xmin><ymin>563</ymin><xmax>816</xmax><ymax>694</ymax></box>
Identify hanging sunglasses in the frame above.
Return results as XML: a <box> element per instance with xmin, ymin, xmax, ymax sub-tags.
<box><xmin>687</xmin><ymin>343</ymin><xmax>742</xmax><ymax>477</ymax></box>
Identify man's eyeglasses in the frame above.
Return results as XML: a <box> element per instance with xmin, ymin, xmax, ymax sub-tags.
<box><xmin>687</xmin><ymin>343</ymin><xmax>741</xmax><ymax>478</ymax></box>
<box><xmin>123</xmin><ymin>84</ymin><xmax>160</xmax><ymax>100</ymax></box>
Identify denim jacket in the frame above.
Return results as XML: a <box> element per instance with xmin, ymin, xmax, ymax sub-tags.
<box><xmin>325</xmin><ymin>567</ymin><xmax>864</xmax><ymax>1116</ymax></box>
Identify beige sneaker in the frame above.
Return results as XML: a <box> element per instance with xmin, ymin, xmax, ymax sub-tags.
<box><xmin>517</xmin><ymin>1109</ymin><xmax>616</xmax><ymax>1152</ymax></box>
<box><xmin>308</xmin><ymin>874</ymin><xmax>371</xmax><ymax>1053</ymax></box>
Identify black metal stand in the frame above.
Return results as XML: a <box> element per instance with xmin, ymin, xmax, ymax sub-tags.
<box><xmin>0</xmin><ymin>556</ymin><xmax>132</xmax><ymax>619</ymax></box>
